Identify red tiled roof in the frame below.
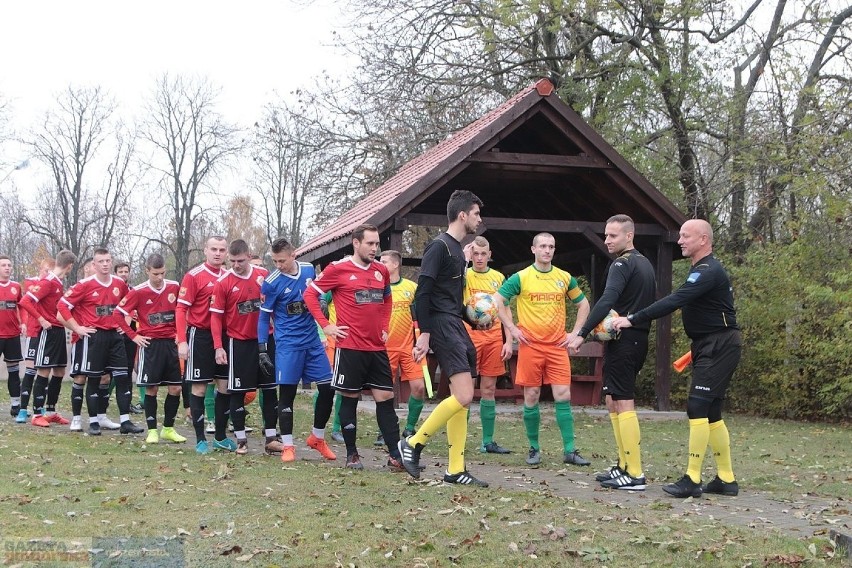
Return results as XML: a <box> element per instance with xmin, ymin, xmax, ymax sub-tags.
<box><xmin>296</xmin><ymin>80</ymin><xmax>551</xmax><ymax>256</ymax></box>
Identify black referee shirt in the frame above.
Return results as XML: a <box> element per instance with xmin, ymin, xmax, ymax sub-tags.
<box><xmin>415</xmin><ymin>233</ymin><xmax>466</xmax><ymax>333</ymax></box>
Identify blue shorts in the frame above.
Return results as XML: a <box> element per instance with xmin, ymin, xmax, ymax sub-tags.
<box><xmin>275</xmin><ymin>342</ymin><xmax>332</xmax><ymax>386</ymax></box>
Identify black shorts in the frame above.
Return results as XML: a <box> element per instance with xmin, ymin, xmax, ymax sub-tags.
<box><xmin>71</xmin><ymin>329</ymin><xmax>127</xmax><ymax>378</ymax></box>
<box><xmin>331</xmin><ymin>348</ymin><xmax>393</xmax><ymax>393</ymax></box>
<box><xmin>602</xmin><ymin>328</ymin><xmax>649</xmax><ymax>400</ymax></box>
<box><xmin>136</xmin><ymin>338</ymin><xmax>182</xmax><ymax>386</ymax></box>
<box><xmin>219</xmin><ymin>338</ymin><xmax>275</xmax><ymax>392</ymax></box>
<box><xmin>690</xmin><ymin>329</ymin><xmax>742</xmax><ymax>399</ymax></box>
<box><xmin>28</xmin><ymin>327</ymin><xmax>68</xmax><ymax>369</ymax></box>
<box><xmin>185</xmin><ymin>327</ymin><xmax>216</xmax><ymax>383</ymax></box>
<box><xmin>0</xmin><ymin>336</ymin><xmax>23</xmax><ymax>363</ymax></box>
<box><xmin>428</xmin><ymin>314</ymin><xmax>477</xmax><ymax>378</ymax></box>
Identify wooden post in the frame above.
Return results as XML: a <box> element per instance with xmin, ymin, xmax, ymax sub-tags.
<box><xmin>654</xmin><ymin>240</ymin><xmax>674</xmax><ymax>411</ymax></box>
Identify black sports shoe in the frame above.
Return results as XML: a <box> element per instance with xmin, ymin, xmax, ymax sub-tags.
<box><xmin>129</xmin><ymin>403</ymin><xmax>144</xmax><ymax>414</ymax></box>
<box><xmin>374</xmin><ymin>433</ymin><xmax>385</xmax><ymax>446</ymax></box>
<box><xmin>480</xmin><ymin>441</ymin><xmax>512</xmax><ymax>454</ymax></box>
<box><xmin>526</xmin><ymin>446</ymin><xmax>541</xmax><ymax>465</ymax></box>
<box><xmin>443</xmin><ymin>470</ymin><xmax>489</xmax><ymax>487</ymax></box>
<box><xmin>397</xmin><ymin>437</ymin><xmax>423</xmax><ymax>479</ymax></box>
<box><xmin>10</xmin><ymin>405</ymin><xmax>20</xmax><ymax>417</ymax></box>
<box><xmin>595</xmin><ymin>465</ymin><xmax>624</xmax><ymax>483</ymax></box>
<box><xmin>345</xmin><ymin>452</ymin><xmax>364</xmax><ymax>470</ymax></box>
<box><xmin>600</xmin><ymin>470</ymin><xmax>647</xmax><ymax>491</ymax></box>
<box><xmin>120</xmin><ymin>420</ymin><xmax>144</xmax><ymax>434</ymax></box>
<box><xmin>563</xmin><ymin>450</ymin><xmax>591</xmax><ymax>466</ymax></box>
<box><xmin>703</xmin><ymin>476</ymin><xmax>739</xmax><ymax>496</ymax></box>
<box><xmin>401</xmin><ymin>428</ymin><xmax>415</xmax><ymax>439</ymax></box>
<box><xmin>87</xmin><ymin>422</ymin><xmax>101</xmax><ymax>436</ymax></box>
<box><xmin>663</xmin><ymin>474</ymin><xmax>703</xmax><ymax>498</ymax></box>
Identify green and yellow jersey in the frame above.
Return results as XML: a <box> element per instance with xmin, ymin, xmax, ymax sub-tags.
<box><xmin>498</xmin><ymin>265</ymin><xmax>585</xmax><ymax>345</ymax></box>
<box><xmin>387</xmin><ymin>278</ymin><xmax>416</xmax><ymax>352</ymax></box>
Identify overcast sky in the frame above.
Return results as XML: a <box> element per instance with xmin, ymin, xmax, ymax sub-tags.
<box><xmin>0</xmin><ymin>0</ymin><xmax>349</xmax><ymax>196</ymax></box>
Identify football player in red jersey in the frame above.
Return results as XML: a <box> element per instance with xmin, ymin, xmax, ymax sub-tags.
<box><xmin>176</xmin><ymin>236</ymin><xmax>228</xmax><ymax>454</ymax></box>
<box><xmin>210</xmin><ymin>239</ymin><xmax>280</xmax><ymax>455</ymax></box>
<box><xmin>304</xmin><ymin>224</ymin><xmax>402</xmax><ymax>471</ymax></box>
<box><xmin>0</xmin><ymin>256</ymin><xmax>25</xmax><ymax>417</ymax></box>
<box><xmin>19</xmin><ymin>251</ymin><xmax>77</xmax><ymax>427</ymax></box>
<box><xmin>16</xmin><ymin>258</ymin><xmax>54</xmax><ymax>423</ymax></box>
<box><xmin>113</xmin><ymin>253</ymin><xmax>186</xmax><ymax>445</ymax></box>
<box><xmin>59</xmin><ymin>248</ymin><xmax>143</xmax><ymax>436</ymax></box>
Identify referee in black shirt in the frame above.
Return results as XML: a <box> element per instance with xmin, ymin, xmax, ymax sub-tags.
<box><xmin>613</xmin><ymin>219</ymin><xmax>741</xmax><ymax>498</ymax></box>
<box><xmin>569</xmin><ymin>215</ymin><xmax>656</xmax><ymax>491</ymax></box>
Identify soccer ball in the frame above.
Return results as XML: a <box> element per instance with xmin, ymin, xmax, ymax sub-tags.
<box><xmin>465</xmin><ymin>292</ymin><xmax>498</xmax><ymax>328</ymax></box>
<box><xmin>590</xmin><ymin>309</ymin><xmax>620</xmax><ymax>341</ymax></box>
<box><xmin>244</xmin><ymin>390</ymin><xmax>257</xmax><ymax>405</ymax></box>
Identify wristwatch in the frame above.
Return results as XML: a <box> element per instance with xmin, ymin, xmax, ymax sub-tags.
<box><xmin>627</xmin><ymin>314</ymin><xmax>635</xmax><ymax>322</ymax></box>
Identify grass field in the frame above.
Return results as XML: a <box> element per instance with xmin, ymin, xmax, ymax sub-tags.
<box><xmin>1</xmin><ymin>392</ymin><xmax>849</xmax><ymax>567</ymax></box>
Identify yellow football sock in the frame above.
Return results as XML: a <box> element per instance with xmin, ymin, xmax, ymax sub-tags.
<box><xmin>709</xmin><ymin>420</ymin><xmax>735</xmax><ymax>483</ymax></box>
<box><xmin>610</xmin><ymin>412</ymin><xmax>626</xmax><ymax>469</ymax></box>
<box><xmin>409</xmin><ymin>395</ymin><xmax>464</xmax><ymax>447</ymax></box>
<box><xmin>446</xmin><ymin>406</ymin><xmax>469</xmax><ymax>475</ymax></box>
<box><xmin>618</xmin><ymin>411</ymin><xmax>642</xmax><ymax>476</ymax></box>
<box><xmin>686</xmin><ymin>417</ymin><xmax>710</xmax><ymax>484</ymax></box>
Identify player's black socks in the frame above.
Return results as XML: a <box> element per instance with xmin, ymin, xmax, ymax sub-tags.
<box><xmin>98</xmin><ymin>383</ymin><xmax>111</xmax><ymax>414</ymax></box>
<box><xmin>47</xmin><ymin>375</ymin><xmax>63</xmax><ymax>412</ymax></box>
<box><xmin>190</xmin><ymin>394</ymin><xmax>206</xmax><ymax>440</ymax></box>
<box><xmin>214</xmin><ymin>391</ymin><xmax>231</xmax><ymax>440</ymax></box>
<box><xmin>70</xmin><ymin>383</ymin><xmax>84</xmax><ymax>417</ymax></box>
<box><xmin>7</xmin><ymin>364</ymin><xmax>20</xmax><ymax>398</ymax></box>
<box><xmin>86</xmin><ymin>379</ymin><xmax>101</xmax><ymax>418</ymax></box>
<box><xmin>113</xmin><ymin>370</ymin><xmax>132</xmax><ymax>415</ymax></box>
<box><xmin>375</xmin><ymin>399</ymin><xmax>401</xmax><ymax>459</ymax></box>
<box><xmin>338</xmin><ymin>395</ymin><xmax>359</xmax><ymax>454</ymax></box>
<box><xmin>277</xmin><ymin>384</ymin><xmax>297</xmax><ymax>436</ymax></box>
<box><xmin>260</xmin><ymin>387</ymin><xmax>278</xmax><ymax>431</ymax></box>
<box><xmin>144</xmin><ymin>394</ymin><xmax>158</xmax><ymax>430</ymax></box>
<box><xmin>313</xmin><ymin>383</ymin><xmax>334</xmax><ymax>429</ymax></box>
<box><xmin>181</xmin><ymin>382</ymin><xmax>191</xmax><ymax>412</ymax></box>
<box><xmin>20</xmin><ymin>368</ymin><xmax>36</xmax><ymax>410</ymax></box>
<box><xmin>163</xmin><ymin>394</ymin><xmax>180</xmax><ymax>428</ymax></box>
<box><xmin>230</xmin><ymin>394</ymin><xmax>246</xmax><ymax>433</ymax></box>
<box><xmin>32</xmin><ymin>375</ymin><xmax>48</xmax><ymax>413</ymax></box>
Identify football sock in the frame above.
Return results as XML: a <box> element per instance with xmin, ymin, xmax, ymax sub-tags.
<box><xmin>138</xmin><ymin>386</ymin><xmax>146</xmax><ymax>405</ymax></box>
<box><xmin>260</xmin><ymin>386</ymin><xmax>278</xmax><ymax>431</ymax></box>
<box><xmin>32</xmin><ymin>375</ymin><xmax>49</xmax><ymax>413</ymax></box>
<box><xmin>405</xmin><ymin>395</ymin><xmax>424</xmax><ymax>431</ymax></box>
<box><xmin>480</xmin><ymin>399</ymin><xmax>496</xmax><ymax>445</ymax></box>
<box><xmin>163</xmin><ymin>393</ymin><xmax>180</xmax><ymax>428</ymax></box>
<box><xmin>446</xmin><ymin>405</ymin><xmax>469</xmax><ymax>475</ymax></box>
<box><xmin>229</xmin><ymin>394</ymin><xmax>246</xmax><ymax>435</ymax></box>
<box><xmin>190</xmin><ymin>394</ymin><xmax>206</xmax><ymax>440</ymax></box>
<box><xmin>332</xmin><ymin>393</ymin><xmax>342</xmax><ymax>432</ymax></box>
<box><xmin>113</xmin><ymin>370</ymin><xmax>132</xmax><ymax>415</ymax></box>
<box><xmin>144</xmin><ymin>394</ymin><xmax>158</xmax><ymax>430</ymax></box>
<box><xmin>214</xmin><ymin>391</ymin><xmax>231</xmax><ymax>440</ymax></box>
<box><xmin>687</xmin><ymin>417</ymin><xmax>710</xmax><ymax>483</ymax></box>
<box><xmin>375</xmin><ymin>399</ymin><xmax>401</xmax><ymax>458</ymax></box>
<box><xmin>523</xmin><ymin>404</ymin><xmax>541</xmax><ymax>450</ymax></box>
<box><xmin>70</xmin><ymin>382</ymin><xmax>84</xmax><ymax>417</ymax></box>
<box><xmin>313</xmin><ymin>383</ymin><xmax>334</xmax><ymax>429</ymax></box>
<box><xmin>98</xmin><ymin>383</ymin><xmax>110</xmax><ymax>415</ymax></box>
<box><xmin>555</xmin><ymin>400</ymin><xmax>575</xmax><ymax>453</ymax></box>
<box><xmin>338</xmin><ymin>395</ymin><xmax>358</xmax><ymax>454</ymax></box>
<box><xmin>204</xmin><ymin>383</ymin><xmax>215</xmax><ymax>422</ymax></box>
<box><xmin>618</xmin><ymin>410</ymin><xmax>642</xmax><ymax>476</ymax></box>
<box><xmin>86</xmin><ymin>379</ymin><xmax>101</xmax><ymax>418</ymax></box>
<box><xmin>46</xmin><ymin>375</ymin><xmax>63</xmax><ymax>412</ymax></box>
<box><xmin>409</xmin><ymin>395</ymin><xmax>464</xmax><ymax>447</ymax></box>
<box><xmin>7</xmin><ymin>364</ymin><xmax>20</xmax><ymax>398</ymax></box>
<box><xmin>20</xmin><ymin>367</ymin><xmax>36</xmax><ymax>410</ymax></box>
<box><xmin>709</xmin><ymin>420</ymin><xmax>735</xmax><ymax>483</ymax></box>
<box><xmin>277</xmin><ymin>384</ymin><xmax>298</xmax><ymax>436</ymax></box>
<box><xmin>610</xmin><ymin>411</ymin><xmax>626</xmax><ymax>469</ymax></box>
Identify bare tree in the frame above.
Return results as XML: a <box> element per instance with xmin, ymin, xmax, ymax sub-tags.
<box><xmin>140</xmin><ymin>74</ymin><xmax>241</xmax><ymax>277</ymax></box>
<box><xmin>222</xmin><ymin>195</ymin><xmax>267</xmax><ymax>254</ymax></box>
<box><xmin>23</xmin><ymin>86</ymin><xmax>135</xmax><ymax>281</ymax></box>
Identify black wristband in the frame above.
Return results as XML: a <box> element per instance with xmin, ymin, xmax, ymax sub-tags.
<box><xmin>258</xmin><ymin>342</ymin><xmax>268</xmax><ymax>353</ymax></box>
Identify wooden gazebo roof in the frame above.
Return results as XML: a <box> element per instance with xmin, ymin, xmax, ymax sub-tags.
<box><xmin>298</xmin><ymin>79</ymin><xmax>687</xmax><ymax>410</ymax></box>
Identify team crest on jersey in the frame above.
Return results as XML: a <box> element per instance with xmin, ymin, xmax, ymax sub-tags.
<box><xmin>112</xmin><ymin>287</ymin><xmax>120</xmax><ymax>296</ymax></box>
<box><xmin>491</xmin><ymin>281</ymin><xmax>498</xmax><ymax>289</ymax></box>
<box><xmin>557</xmin><ymin>280</ymin><xmax>565</xmax><ymax>288</ymax></box>
<box><xmin>10</xmin><ymin>287</ymin><xmax>17</xmax><ymax>295</ymax></box>
<box><xmin>179</xmin><ymin>287</ymin><xmax>187</xmax><ymax>297</ymax></box>
<box><xmin>404</xmin><ymin>291</ymin><xmax>411</xmax><ymax>298</ymax></box>
<box><xmin>168</xmin><ymin>293</ymin><xmax>176</xmax><ymax>303</ymax></box>
<box><xmin>374</xmin><ymin>271</ymin><xmax>383</xmax><ymax>281</ymax></box>
<box><xmin>32</xmin><ymin>286</ymin><xmax>40</xmax><ymax>293</ymax></box>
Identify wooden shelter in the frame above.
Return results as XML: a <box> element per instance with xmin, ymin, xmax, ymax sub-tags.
<box><xmin>297</xmin><ymin>79</ymin><xmax>687</xmax><ymax>410</ymax></box>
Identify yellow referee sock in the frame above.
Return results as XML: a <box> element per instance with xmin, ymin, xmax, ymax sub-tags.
<box><xmin>709</xmin><ymin>420</ymin><xmax>735</xmax><ymax>483</ymax></box>
<box><xmin>446</xmin><ymin>406</ymin><xmax>469</xmax><ymax>475</ymax></box>
<box><xmin>618</xmin><ymin>411</ymin><xmax>642</xmax><ymax>477</ymax></box>
<box><xmin>610</xmin><ymin>412</ymin><xmax>626</xmax><ymax>469</ymax></box>
<box><xmin>409</xmin><ymin>395</ymin><xmax>464</xmax><ymax>447</ymax></box>
<box><xmin>686</xmin><ymin>417</ymin><xmax>710</xmax><ymax>484</ymax></box>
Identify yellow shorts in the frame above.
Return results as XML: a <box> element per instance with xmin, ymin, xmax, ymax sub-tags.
<box><xmin>470</xmin><ymin>333</ymin><xmax>507</xmax><ymax>377</ymax></box>
<box><xmin>388</xmin><ymin>349</ymin><xmax>423</xmax><ymax>382</ymax></box>
<box><xmin>514</xmin><ymin>342</ymin><xmax>571</xmax><ymax>387</ymax></box>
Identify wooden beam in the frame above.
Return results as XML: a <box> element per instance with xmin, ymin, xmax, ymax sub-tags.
<box><xmin>466</xmin><ymin>152</ymin><xmax>613</xmax><ymax>169</ymax></box>
<box><xmin>653</xmin><ymin>239</ymin><xmax>674</xmax><ymax>411</ymax></box>
<box><xmin>404</xmin><ymin>213</ymin><xmax>671</xmax><ymax>238</ymax></box>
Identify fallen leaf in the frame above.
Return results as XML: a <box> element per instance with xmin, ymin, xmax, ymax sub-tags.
<box><xmin>220</xmin><ymin>545</ymin><xmax>242</xmax><ymax>556</ymax></box>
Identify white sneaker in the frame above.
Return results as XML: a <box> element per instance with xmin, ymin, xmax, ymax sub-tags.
<box><xmin>99</xmin><ymin>416</ymin><xmax>121</xmax><ymax>430</ymax></box>
<box><xmin>69</xmin><ymin>416</ymin><xmax>83</xmax><ymax>432</ymax></box>
<box><xmin>205</xmin><ymin>421</ymin><xmax>215</xmax><ymax>434</ymax></box>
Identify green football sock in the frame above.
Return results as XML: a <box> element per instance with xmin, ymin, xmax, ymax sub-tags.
<box><xmin>405</xmin><ymin>395</ymin><xmax>424</xmax><ymax>431</ymax></box>
<box><xmin>332</xmin><ymin>393</ymin><xmax>342</xmax><ymax>432</ymax></box>
<box><xmin>204</xmin><ymin>383</ymin><xmax>215</xmax><ymax>422</ymax></box>
<box><xmin>555</xmin><ymin>400</ymin><xmax>575</xmax><ymax>453</ymax></box>
<box><xmin>523</xmin><ymin>404</ymin><xmax>540</xmax><ymax>450</ymax></box>
<box><xmin>480</xmin><ymin>399</ymin><xmax>496</xmax><ymax>445</ymax></box>
<box><xmin>138</xmin><ymin>387</ymin><xmax>146</xmax><ymax>405</ymax></box>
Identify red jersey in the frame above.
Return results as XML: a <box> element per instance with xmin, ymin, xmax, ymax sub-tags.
<box><xmin>305</xmin><ymin>258</ymin><xmax>392</xmax><ymax>352</ymax></box>
<box><xmin>115</xmin><ymin>280</ymin><xmax>180</xmax><ymax>340</ymax></box>
<box><xmin>177</xmin><ymin>263</ymin><xmax>224</xmax><ymax>335</ymax></box>
<box><xmin>210</xmin><ymin>265</ymin><xmax>268</xmax><ymax>347</ymax></box>
<box><xmin>20</xmin><ymin>272</ymin><xmax>66</xmax><ymax>328</ymax></box>
<box><xmin>58</xmin><ymin>275</ymin><xmax>129</xmax><ymax>330</ymax></box>
<box><xmin>0</xmin><ymin>280</ymin><xmax>23</xmax><ymax>338</ymax></box>
<box><xmin>21</xmin><ymin>277</ymin><xmax>41</xmax><ymax>337</ymax></box>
